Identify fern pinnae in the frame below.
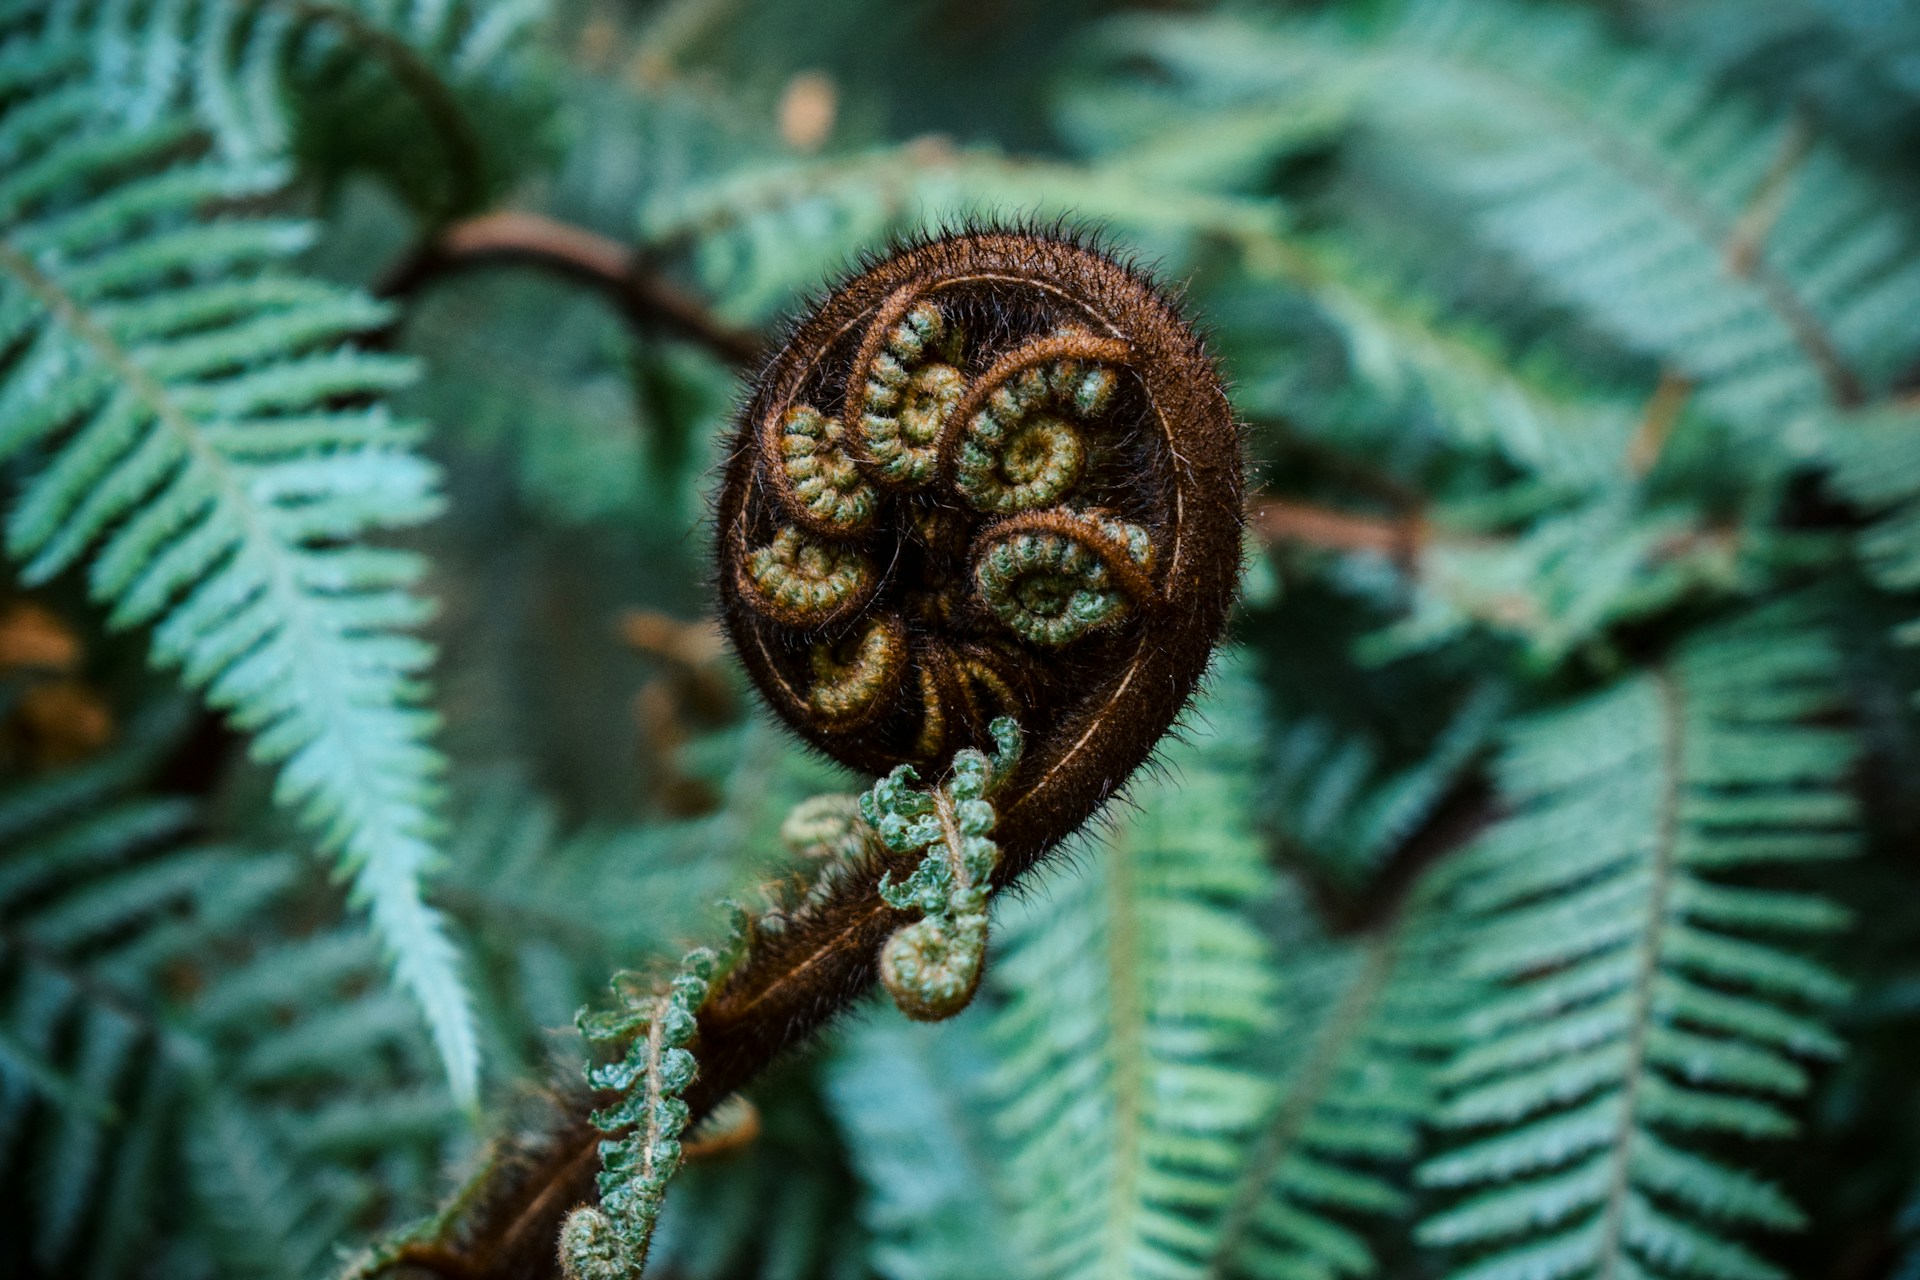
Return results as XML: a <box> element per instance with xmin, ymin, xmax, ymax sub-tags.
<box><xmin>0</xmin><ymin>732</ymin><xmax>464</xmax><ymax>1276</ymax></box>
<box><xmin>0</xmin><ymin>11</ymin><xmax>477</xmax><ymax>1100</ymax></box>
<box><xmin>1209</xmin><ymin>862</ymin><xmax>1469</xmax><ymax>1280</ymax></box>
<box><xmin>989</xmin><ymin>665</ymin><xmax>1276</xmax><ymax>1280</ymax></box>
<box><xmin>1417</xmin><ymin>603</ymin><xmax>1856</xmax><ymax>1280</ymax></box>
<box><xmin>1373</xmin><ymin>0</ymin><xmax>1920</xmax><ymax>424</ymax></box>
<box><xmin>1213</xmin><ymin>931</ymin><xmax>1396</xmax><ymax>1280</ymax></box>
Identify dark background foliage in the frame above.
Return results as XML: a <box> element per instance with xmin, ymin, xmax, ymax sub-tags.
<box><xmin>4</xmin><ymin>0</ymin><xmax>1920</xmax><ymax>1277</ymax></box>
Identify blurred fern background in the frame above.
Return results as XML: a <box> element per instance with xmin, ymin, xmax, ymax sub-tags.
<box><xmin>5</xmin><ymin>0</ymin><xmax>1920</xmax><ymax>1277</ymax></box>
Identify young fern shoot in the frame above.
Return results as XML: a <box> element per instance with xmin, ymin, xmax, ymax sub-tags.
<box><xmin>868</xmin><ymin>717</ymin><xmax>1022</xmax><ymax>1021</ymax></box>
<box><xmin>390</xmin><ymin>226</ymin><xmax>1243</xmax><ymax>1280</ymax></box>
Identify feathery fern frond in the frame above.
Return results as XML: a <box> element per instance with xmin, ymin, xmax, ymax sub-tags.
<box><xmin>986</xmin><ymin>658</ymin><xmax>1277</xmax><ymax>1279</ymax></box>
<box><xmin>1350</xmin><ymin>496</ymin><xmax>1748</xmax><ymax>666</ymax></box>
<box><xmin>0</xmin><ymin>737</ymin><xmax>457</xmax><ymax>1278</ymax></box>
<box><xmin>1210</xmin><ymin>874</ymin><xmax>1465</xmax><ymax>1280</ymax></box>
<box><xmin>1243</xmin><ymin>248</ymin><xmax>1640</xmax><ymax>494</ymax></box>
<box><xmin>1105</xmin><ymin>0</ymin><xmax>1920</xmax><ymax>432</ymax></box>
<box><xmin>1267</xmin><ymin>682</ymin><xmax>1503</xmax><ymax>889</ymax></box>
<box><xmin>200</xmin><ymin>0</ymin><xmax>552</xmax><ymax>214</ymax></box>
<box><xmin>1416</xmin><ymin>601</ymin><xmax>1857</xmax><ymax>1280</ymax></box>
<box><xmin>0</xmin><ymin>8</ymin><xmax>477</xmax><ymax>1098</ymax></box>
<box><xmin>826</xmin><ymin>1010</ymin><xmax>1017</xmax><ymax>1280</ymax></box>
<box><xmin>440</xmin><ymin>770</ymin><xmax>743</xmax><ymax>1077</ymax></box>
<box><xmin>1821</xmin><ymin>406</ymin><xmax>1920</xmax><ymax>662</ymax></box>
<box><xmin>1355</xmin><ymin>0</ymin><xmax>1920</xmax><ymax>425</ymax></box>
<box><xmin>635</xmin><ymin>143</ymin><xmax>1291</xmax><ymax>323</ymax></box>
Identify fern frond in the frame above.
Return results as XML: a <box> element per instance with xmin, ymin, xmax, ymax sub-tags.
<box><xmin>826</xmin><ymin>1010</ymin><xmax>1017</xmax><ymax>1280</ymax></box>
<box><xmin>1268</xmin><ymin>682</ymin><xmax>1504</xmax><ymax>889</ymax></box>
<box><xmin>1251</xmin><ymin>245</ymin><xmax>1641</xmax><ymax>493</ymax></box>
<box><xmin>1210</xmin><ymin>875</ymin><xmax>1464</xmax><ymax>1280</ymax></box>
<box><xmin>0</xmin><ymin>742</ymin><xmax>456</xmax><ymax>1277</ymax></box>
<box><xmin>635</xmin><ymin>143</ymin><xmax>1296</xmax><ymax>322</ymax></box>
<box><xmin>0</xmin><ymin>9</ymin><xmax>476</xmax><ymax>1098</ymax></box>
<box><xmin>1106</xmin><ymin>0</ymin><xmax>1920</xmax><ymax>431</ymax></box>
<box><xmin>1415</xmin><ymin>601</ymin><xmax>1857</xmax><ymax>1280</ymax></box>
<box><xmin>1351</xmin><ymin>495</ymin><xmax>1747</xmax><ymax>666</ymax></box>
<box><xmin>645</xmin><ymin>1074</ymin><xmax>868</xmax><ymax>1280</ymax></box>
<box><xmin>986</xmin><ymin>657</ymin><xmax>1277</xmax><ymax>1279</ymax></box>
<box><xmin>1355</xmin><ymin>0</ymin><xmax>1920</xmax><ymax>425</ymax></box>
<box><xmin>1820</xmin><ymin>407</ymin><xmax>1920</xmax><ymax>669</ymax></box>
<box><xmin>199</xmin><ymin>0</ymin><xmax>552</xmax><ymax>213</ymax></box>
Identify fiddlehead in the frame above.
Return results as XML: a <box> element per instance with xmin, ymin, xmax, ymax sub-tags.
<box><xmin>718</xmin><ymin>226</ymin><xmax>1244</xmax><ymax>799</ymax></box>
<box><xmin>392</xmin><ymin>226</ymin><xmax>1242</xmax><ymax>1280</ymax></box>
<box><xmin>973</xmin><ymin>509</ymin><xmax>1156</xmax><ymax>646</ymax></box>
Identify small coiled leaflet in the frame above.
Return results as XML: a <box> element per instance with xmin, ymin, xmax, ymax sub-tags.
<box><xmin>973</xmin><ymin>509</ymin><xmax>1156</xmax><ymax>647</ymax></box>
<box><xmin>804</xmin><ymin>615</ymin><xmax>907</xmax><ymax>730</ymax></box>
<box><xmin>767</xmin><ymin>405</ymin><xmax>876</xmax><ymax>535</ymax></box>
<box><xmin>854</xmin><ymin>301</ymin><xmax>965</xmax><ymax>489</ymax></box>
<box><xmin>951</xmin><ymin>334</ymin><xmax>1120</xmax><ymax>515</ymax></box>
<box><xmin>865</xmin><ymin>721</ymin><xmax>1019</xmax><ymax>1021</ymax></box>
<box><xmin>738</xmin><ymin>526</ymin><xmax>874</xmax><ymax>626</ymax></box>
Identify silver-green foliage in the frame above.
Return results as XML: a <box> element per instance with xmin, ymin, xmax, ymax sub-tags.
<box><xmin>986</xmin><ymin>662</ymin><xmax>1278</xmax><ymax>1280</ymax></box>
<box><xmin>0</xmin><ymin>721</ymin><xmax>457</xmax><ymax>1279</ymax></box>
<box><xmin>1115</xmin><ymin>0</ymin><xmax>1920</xmax><ymax>433</ymax></box>
<box><xmin>1417</xmin><ymin>603</ymin><xmax>1856</xmax><ymax>1280</ymax></box>
<box><xmin>1362</xmin><ymin>0</ymin><xmax>1920</xmax><ymax>427</ymax></box>
<box><xmin>1209</xmin><ymin>877</ymin><xmax>1461</xmax><ymax>1280</ymax></box>
<box><xmin>0</xmin><ymin>1</ymin><xmax>476</xmax><ymax>1097</ymax></box>
<box><xmin>826</xmin><ymin>1011</ymin><xmax>1016</xmax><ymax>1280</ymax></box>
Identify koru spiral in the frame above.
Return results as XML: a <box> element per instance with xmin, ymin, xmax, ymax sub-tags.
<box><xmin>717</xmin><ymin>228</ymin><xmax>1244</xmax><ymax>856</ymax></box>
<box><xmin>391</xmin><ymin>229</ymin><xmax>1245</xmax><ymax>1280</ymax></box>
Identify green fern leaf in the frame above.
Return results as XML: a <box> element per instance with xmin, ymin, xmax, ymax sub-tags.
<box><xmin>0</xmin><ymin>8</ymin><xmax>477</xmax><ymax>1099</ymax></box>
<box><xmin>1416</xmin><ymin>601</ymin><xmax>1856</xmax><ymax>1280</ymax></box>
<box><xmin>1209</xmin><ymin>872</ymin><xmax>1466</xmax><ymax>1280</ymax></box>
<box><xmin>1820</xmin><ymin>406</ymin><xmax>1920</xmax><ymax>657</ymax></box>
<box><xmin>986</xmin><ymin>656</ymin><xmax>1278</xmax><ymax>1279</ymax></box>
<box><xmin>1351</xmin><ymin>495</ymin><xmax>1747</xmax><ymax>666</ymax></box>
<box><xmin>1349</xmin><ymin>0</ymin><xmax>1920</xmax><ymax>426</ymax></box>
<box><xmin>1268</xmin><ymin>683</ymin><xmax>1504</xmax><ymax>888</ymax></box>
<box><xmin>198</xmin><ymin>0</ymin><xmax>552</xmax><ymax>215</ymax></box>
<box><xmin>0</xmin><ymin>737</ymin><xmax>457</xmax><ymax>1277</ymax></box>
<box><xmin>1100</xmin><ymin>0</ymin><xmax>1920</xmax><ymax>435</ymax></box>
<box><xmin>826</xmin><ymin>1011</ymin><xmax>1017</xmax><ymax>1280</ymax></box>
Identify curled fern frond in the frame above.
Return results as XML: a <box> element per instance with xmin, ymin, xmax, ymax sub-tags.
<box><xmin>866</xmin><ymin>718</ymin><xmax>1020</xmax><ymax>1021</ymax></box>
<box><xmin>717</xmin><ymin>227</ymin><xmax>1242</xmax><ymax>815</ymax></box>
<box><xmin>397</xmin><ymin>226</ymin><xmax>1242</xmax><ymax>1280</ymax></box>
